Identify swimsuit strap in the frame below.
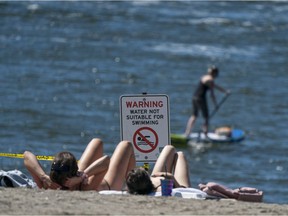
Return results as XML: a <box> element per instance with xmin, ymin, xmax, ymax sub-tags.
<box><xmin>155</xmin><ymin>184</ymin><xmax>161</xmax><ymax>189</ymax></box>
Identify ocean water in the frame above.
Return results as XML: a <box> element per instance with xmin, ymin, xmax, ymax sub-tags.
<box><xmin>0</xmin><ymin>1</ymin><xmax>287</xmax><ymax>204</ymax></box>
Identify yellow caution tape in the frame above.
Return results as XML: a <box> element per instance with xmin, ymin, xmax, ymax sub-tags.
<box><xmin>0</xmin><ymin>153</ymin><xmax>54</xmax><ymax>161</ymax></box>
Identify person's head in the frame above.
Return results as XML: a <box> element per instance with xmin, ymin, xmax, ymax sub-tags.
<box><xmin>50</xmin><ymin>152</ymin><xmax>78</xmax><ymax>189</ymax></box>
<box><xmin>126</xmin><ymin>167</ymin><xmax>155</xmax><ymax>195</ymax></box>
<box><xmin>207</xmin><ymin>66</ymin><xmax>219</xmax><ymax>78</ymax></box>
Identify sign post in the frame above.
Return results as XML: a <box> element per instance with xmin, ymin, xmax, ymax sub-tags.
<box><xmin>120</xmin><ymin>94</ymin><xmax>170</xmax><ymax>163</ymax></box>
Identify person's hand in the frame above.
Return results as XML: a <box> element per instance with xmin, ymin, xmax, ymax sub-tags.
<box><xmin>64</xmin><ymin>176</ymin><xmax>82</xmax><ymax>188</ymax></box>
<box><xmin>41</xmin><ymin>174</ymin><xmax>60</xmax><ymax>189</ymax></box>
<box><xmin>64</xmin><ymin>172</ymin><xmax>88</xmax><ymax>188</ymax></box>
<box><xmin>79</xmin><ymin>172</ymin><xmax>88</xmax><ymax>185</ymax></box>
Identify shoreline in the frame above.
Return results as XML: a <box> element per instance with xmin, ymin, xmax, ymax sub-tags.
<box><xmin>0</xmin><ymin>188</ymin><xmax>287</xmax><ymax>215</ymax></box>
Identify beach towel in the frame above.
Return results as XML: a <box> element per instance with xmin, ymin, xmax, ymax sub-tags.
<box><xmin>233</xmin><ymin>187</ymin><xmax>264</xmax><ymax>202</ymax></box>
<box><xmin>0</xmin><ymin>170</ymin><xmax>37</xmax><ymax>188</ymax></box>
<box><xmin>100</xmin><ymin>188</ymin><xmax>207</xmax><ymax>200</ymax></box>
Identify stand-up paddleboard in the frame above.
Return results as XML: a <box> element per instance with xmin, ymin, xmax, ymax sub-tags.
<box><xmin>171</xmin><ymin>127</ymin><xmax>245</xmax><ymax>147</ymax></box>
<box><xmin>171</xmin><ymin>94</ymin><xmax>246</xmax><ymax>147</ymax></box>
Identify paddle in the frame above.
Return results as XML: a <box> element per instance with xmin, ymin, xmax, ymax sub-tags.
<box><xmin>195</xmin><ymin>93</ymin><xmax>230</xmax><ymax>142</ymax></box>
<box><xmin>209</xmin><ymin>93</ymin><xmax>230</xmax><ymax>119</ymax></box>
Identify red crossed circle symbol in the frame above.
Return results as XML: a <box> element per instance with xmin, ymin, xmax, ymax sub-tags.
<box><xmin>133</xmin><ymin>127</ymin><xmax>158</xmax><ymax>153</ymax></box>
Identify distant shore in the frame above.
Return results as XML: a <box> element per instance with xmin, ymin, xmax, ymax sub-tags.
<box><xmin>0</xmin><ymin>188</ymin><xmax>287</xmax><ymax>215</ymax></box>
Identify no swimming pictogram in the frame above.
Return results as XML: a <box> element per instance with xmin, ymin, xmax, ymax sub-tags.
<box><xmin>133</xmin><ymin>127</ymin><xmax>158</xmax><ymax>153</ymax></box>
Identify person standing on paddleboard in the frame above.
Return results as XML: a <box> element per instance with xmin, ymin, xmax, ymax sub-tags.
<box><xmin>185</xmin><ymin>66</ymin><xmax>230</xmax><ymax>137</ymax></box>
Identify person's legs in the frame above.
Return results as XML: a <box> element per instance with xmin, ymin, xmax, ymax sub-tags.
<box><xmin>77</xmin><ymin>138</ymin><xmax>108</xmax><ymax>190</ymax></box>
<box><xmin>185</xmin><ymin>115</ymin><xmax>197</xmax><ymax>137</ymax></box>
<box><xmin>202</xmin><ymin>118</ymin><xmax>209</xmax><ymax>135</ymax></box>
<box><xmin>185</xmin><ymin>98</ymin><xmax>199</xmax><ymax>136</ymax></box>
<box><xmin>78</xmin><ymin>138</ymin><xmax>104</xmax><ymax>171</ymax></box>
<box><xmin>173</xmin><ymin>151</ymin><xmax>191</xmax><ymax>188</ymax></box>
<box><xmin>151</xmin><ymin>145</ymin><xmax>176</xmax><ymax>175</ymax></box>
<box><xmin>201</xmin><ymin>98</ymin><xmax>209</xmax><ymax>135</ymax></box>
<box><xmin>101</xmin><ymin>141</ymin><xmax>136</xmax><ymax>190</ymax></box>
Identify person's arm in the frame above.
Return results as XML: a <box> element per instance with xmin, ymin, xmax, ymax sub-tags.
<box><xmin>214</xmin><ymin>83</ymin><xmax>230</xmax><ymax>94</ymax></box>
<box><xmin>151</xmin><ymin>172</ymin><xmax>182</xmax><ymax>188</ymax></box>
<box><xmin>83</xmin><ymin>155</ymin><xmax>110</xmax><ymax>176</ymax></box>
<box><xmin>63</xmin><ymin>171</ymin><xmax>88</xmax><ymax>189</ymax></box>
<box><xmin>23</xmin><ymin>151</ymin><xmax>60</xmax><ymax>189</ymax></box>
<box><xmin>206</xmin><ymin>80</ymin><xmax>218</xmax><ymax>106</ymax></box>
<box><xmin>207</xmin><ymin>80</ymin><xmax>230</xmax><ymax>107</ymax></box>
<box><xmin>64</xmin><ymin>155</ymin><xmax>110</xmax><ymax>188</ymax></box>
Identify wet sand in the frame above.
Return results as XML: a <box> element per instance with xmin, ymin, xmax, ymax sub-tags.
<box><xmin>0</xmin><ymin>188</ymin><xmax>287</xmax><ymax>215</ymax></box>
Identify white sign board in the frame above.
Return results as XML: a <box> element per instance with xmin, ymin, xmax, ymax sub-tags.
<box><xmin>120</xmin><ymin>94</ymin><xmax>170</xmax><ymax>162</ymax></box>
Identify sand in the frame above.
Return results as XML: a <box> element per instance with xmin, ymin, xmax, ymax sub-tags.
<box><xmin>0</xmin><ymin>188</ymin><xmax>287</xmax><ymax>215</ymax></box>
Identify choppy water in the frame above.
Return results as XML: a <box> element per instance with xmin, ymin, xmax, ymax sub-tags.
<box><xmin>0</xmin><ymin>1</ymin><xmax>287</xmax><ymax>204</ymax></box>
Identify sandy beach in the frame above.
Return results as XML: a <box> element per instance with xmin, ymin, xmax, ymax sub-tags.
<box><xmin>0</xmin><ymin>188</ymin><xmax>287</xmax><ymax>215</ymax></box>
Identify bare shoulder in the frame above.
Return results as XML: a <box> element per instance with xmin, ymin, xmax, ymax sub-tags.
<box><xmin>201</xmin><ymin>74</ymin><xmax>214</xmax><ymax>84</ymax></box>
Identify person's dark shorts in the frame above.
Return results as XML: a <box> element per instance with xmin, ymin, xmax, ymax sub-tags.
<box><xmin>192</xmin><ymin>97</ymin><xmax>208</xmax><ymax>118</ymax></box>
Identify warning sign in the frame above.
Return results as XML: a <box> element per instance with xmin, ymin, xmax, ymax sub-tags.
<box><xmin>120</xmin><ymin>94</ymin><xmax>170</xmax><ymax>162</ymax></box>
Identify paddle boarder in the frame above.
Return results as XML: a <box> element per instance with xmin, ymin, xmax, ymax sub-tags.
<box><xmin>184</xmin><ymin>66</ymin><xmax>230</xmax><ymax>137</ymax></box>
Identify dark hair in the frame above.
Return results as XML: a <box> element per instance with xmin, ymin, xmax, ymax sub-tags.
<box><xmin>50</xmin><ymin>152</ymin><xmax>78</xmax><ymax>189</ymax></box>
<box><xmin>126</xmin><ymin>168</ymin><xmax>155</xmax><ymax>195</ymax></box>
<box><xmin>208</xmin><ymin>66</ymin><xmax>219</xmax><ymax>77</ymax></box>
